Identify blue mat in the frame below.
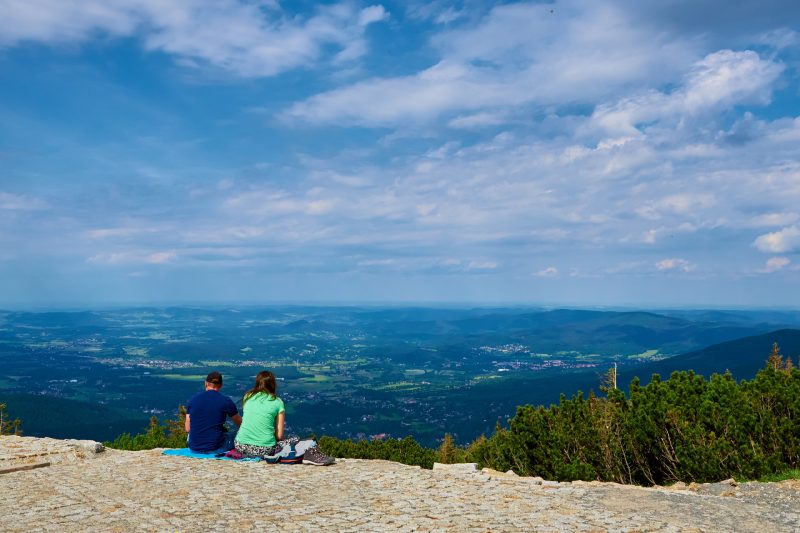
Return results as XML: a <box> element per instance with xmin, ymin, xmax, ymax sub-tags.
<box><xmin>162</xmin><ymin>448</ymin><xmax>260</xmax><ymax>461</ymax></box>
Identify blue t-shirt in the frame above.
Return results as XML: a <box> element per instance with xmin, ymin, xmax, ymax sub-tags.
<box><xmin>186</xmin><ymin>390</ymin><xmax>239</xmax><ymax>452</ymax></box>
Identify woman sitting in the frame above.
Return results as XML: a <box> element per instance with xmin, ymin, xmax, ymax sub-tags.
<box><xmin>234</xmin><ymin>370</ymin><xmax>334</xmax><ymax>466</ymax></box>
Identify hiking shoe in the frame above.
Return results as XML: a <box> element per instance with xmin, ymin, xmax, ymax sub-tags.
<box><xmin>303</xmin><ymin>445</ymin><xmax>335</xmax><ymax>466</ymax></box>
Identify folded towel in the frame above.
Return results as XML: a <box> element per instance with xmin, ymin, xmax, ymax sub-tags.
<box><xmin>162</xmin><ymin>448</ymin><xmax>259</xmax><ymax>461</ymax></box>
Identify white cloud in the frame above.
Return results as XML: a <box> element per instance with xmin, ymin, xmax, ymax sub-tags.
<box><xmin>748</xmin><ymin>212</ymin><xmax>800</xmax><ymax>228</ymax></box>
<box><xmin>754</xmin><ymin>225</ymin><xmax>800</xmax><ymax>253</ymax></box>
<box><xmin>358</xmin><ymin>5</ymin><xmax>389</xmax><ymax>26</ymax></box>
<box><xmin>357</xmin><ymin>258</ymin><xmax>397</xmax><ymax>267</ymax></box>
<box><xmin>146</xmin><ymin>251</ymin><xmax>176</xmax><ymax>264</ymax></box>
<box><xmin>642</xmin><ymin>229</ymin><xmax>658</xmax><ymax>244</ymax></box>
<box><xmin>534</xmin><ymin>267</ymin><xmax>559</xmax><ymax>277</ymax></box>
<box><xmin>87</xmin><ymin>252</ymin><xmax>130</xmax><ymax>265</ymax></box>
<box><xmin>88</xmin><ymin>227</ymin><xmax>153</xmax><ymax>239</ymax></box>
<box><xmin>406</xmin><ymin>1</ymin><xmax>465</xmax><ymax>25</ymax></box>
<box><xmin>448</xmin><ymin>112</ymin><xmax>511</xmax><ymax>130</ymax></box>
<box><xmin>635</xmin><ymin>194</ymin><xmax>716</xmax><ymax>220</ymax></box>
<box><xmin>764</xmin><ymin>256</ymin><xmax>790</xmax><ymax>272</ymax></box>
<box><xmin>87</xmin><ymin>250</ymin><xmax>176</xmax><ymax>265</ymax></box>
<box><xmin>286</xmin><ymin>0</ymin><xmax>697</xmax><ymax>126</ymax></box>
<box><xmin>656</xmin><ymin>258</ymin><xmax>695</xmax><ymax>272</ymax></box>
<box><xmin>467</xmin><ymin>261</ymin><xmax>499</xmax><ymax>270</ymax></box>
<box><xmin>222</xmin><ymin>189</ymin><xmax>339</xmax><ymax>218</ymax></box>
<box><xmin>0</xmin><ymin>0</ymin><xmax>386</xmax><ymax>77</ymax></box>
<box><xmin>591</xmin><ymin>50</ymin><xmax>783</xmax><ymax>136</ymax></box>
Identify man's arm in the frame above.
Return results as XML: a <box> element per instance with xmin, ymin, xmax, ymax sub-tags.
<box><xmin>184</xmin><ymin>414</ymin><xmax>191</xmax><ymax>433</ymax></box>
<box><xmin>275</xmin><ymin>411</ymin><xmax>285</xmax><ymax>441</ymax></box>
<box><xmin>224</xmin><ymin>397</ymin><xmax>241</xmax><ymax>428</ymax></box>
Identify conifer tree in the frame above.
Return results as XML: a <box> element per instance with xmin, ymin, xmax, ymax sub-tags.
<box><xmin>437</xmin><ymin>433</ymin><xmax>457</xmax><ymax>464</ymax></box>
<box><xmin>768</xmin><ymin>342</ymin><xmax>783</xmax><ymax>370</ymax></box>
<box><xmin>0</xmin><ymin>402</ymin><xmax>23</xmax><ymax>436</ymax></box>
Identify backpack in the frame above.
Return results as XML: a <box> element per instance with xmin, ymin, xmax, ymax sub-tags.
<box><xmin>264</xmin><ymin>441</ymin><xmax>304</xmax><ymax>464</ymax></box>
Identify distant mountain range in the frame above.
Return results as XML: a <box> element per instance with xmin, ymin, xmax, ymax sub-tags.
<box><xmin>617</xmin><ymin>328</ymin><xmax>800</xmax><ymax>387</ymax></box>
<box><xmin>451</xmin><ymin>328</ymin><xmax>800</xmax><ymax>435</ymax></box>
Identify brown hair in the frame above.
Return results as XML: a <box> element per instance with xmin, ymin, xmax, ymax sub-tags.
<box><xmin>242</xmin><ymin>370</ymin><xmax>277</xmax><ymax>405</ymax></box>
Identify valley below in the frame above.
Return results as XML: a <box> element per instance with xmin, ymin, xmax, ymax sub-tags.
<box><xmin>2</xmin><ymin>306</ymin><xmax>799</xmax><ymax>445</ymax></box>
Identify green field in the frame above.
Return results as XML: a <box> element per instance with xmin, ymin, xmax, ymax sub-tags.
<box><xmin>300</xmin><ymin>375</ymin><xmax>331</xmax><ymax>383</ymax></box>
<box><xmin>157</xmin><ymin>374</ymin><xmax>209</xmax><ymax>381</ymax></box>
<box><xmin>629</xmin><ymin>349</ymin><xmax>660</xmax><ymax>360</ymax></box>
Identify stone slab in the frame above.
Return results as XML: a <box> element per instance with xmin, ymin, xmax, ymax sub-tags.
<box><xmin>0</xmin><ymin>435</ymin><xmax>105</xmax><ymax>471</ymax></box>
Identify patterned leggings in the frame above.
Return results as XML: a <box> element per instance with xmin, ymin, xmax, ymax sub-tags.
<box><xmin>234</xmin><ymin>441</ymin><xmax>280</xmax><ymax>458</ymax></box>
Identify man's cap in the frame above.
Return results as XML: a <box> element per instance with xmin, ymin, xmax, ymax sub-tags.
<box><xmin>206</xmin><ymin>371</ymin><xmax>223</xmax><ymax>385</ymax></box>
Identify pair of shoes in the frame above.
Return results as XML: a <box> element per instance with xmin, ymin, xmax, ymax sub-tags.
<box><xmin>303</xmin><ymin>446</ymin><xmax>335</xmax><ymax>466</ymax></box>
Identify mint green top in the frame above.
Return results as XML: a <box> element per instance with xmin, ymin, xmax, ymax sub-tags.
<box><xmin>235</xmin><ymin>393</ymin><xmax>285</xmax><ymax>447</ymax></box>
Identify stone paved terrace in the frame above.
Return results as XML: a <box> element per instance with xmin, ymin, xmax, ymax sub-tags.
<box><xmin>1</xmin><ymin>436</ymin><xmax>799</xmax><ymax>532</ymax></box>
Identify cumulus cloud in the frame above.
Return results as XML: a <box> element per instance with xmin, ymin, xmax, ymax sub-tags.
<box><xmin>0</xmin><ymin>0</ymin><xmax>387</xmax><ymax>77</ymax></box>
<box><xmin>656</xmin><ymin>258</ymin><xmax>695</xmax><ymax>272</ymax></box>
<box><xmin>748</xmin><ymin>212</ymin><xmax>800</xmax><ymax>228</ymax></box>
<box><xmin>146</xmin><ymin>251</ymin><xmax>176</xmax><ymax>264</ymax></box>
<box><xmin>754</xmin><ymin>226</ymin><xmax>800</xmax><ymax>253</ymax></box>
<box><xmin>534</xmin><ymin>267</ymin><xmax>559</xmax><ymax>277</ymax></box>
<box><xmin>358</xmin><ymin>5</ymin><xmax>389</xmax><ymax>26</ymax></box>
<box><xmin>764</xmin><ymin>256</ymin><xmax>790</xmax><ymax>272</ymax></box>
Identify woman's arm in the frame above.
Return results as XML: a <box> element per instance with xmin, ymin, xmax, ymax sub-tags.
<box><xmin>274</xmin><ymin>411</ymin><xmax>285</xmax><ymax>441</ymax></box>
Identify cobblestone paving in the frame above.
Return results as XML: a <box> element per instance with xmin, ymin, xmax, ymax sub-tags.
<box><xmin>1</xmin><ymin>437</ymin><xmax>798</xmax><ymax>532</ymax></box>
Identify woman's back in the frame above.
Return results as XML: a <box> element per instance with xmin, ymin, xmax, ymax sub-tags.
<box><xmin>236</xmin><ymin>392</ymin><xmax>285</xmax><ymax>447</ymax></box>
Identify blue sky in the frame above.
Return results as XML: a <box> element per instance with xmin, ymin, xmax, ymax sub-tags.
<box><xmin>1</xmin><ymin>0</ymin><xmax>800</xmax><ymax>307</ymax></box>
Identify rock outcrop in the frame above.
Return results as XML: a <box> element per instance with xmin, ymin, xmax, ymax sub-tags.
<box><xmin>1</xmin><ymin>436</ymin><xmax>798</xmax><ymax>532</ymax></box>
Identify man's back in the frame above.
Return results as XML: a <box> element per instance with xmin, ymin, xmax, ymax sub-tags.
<box><xmin>186</xmin><ymin>389</ymin><xmax>238</xmax><ymax>452</ymax></box>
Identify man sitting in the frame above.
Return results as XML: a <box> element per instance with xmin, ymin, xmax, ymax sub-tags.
<box><xmin>185</xmin><ymin>371</ymin><xmax>242</xmax><ymax>453</ymax></box>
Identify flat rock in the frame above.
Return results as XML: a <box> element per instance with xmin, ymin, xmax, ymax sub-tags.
<box><xmin>0</xmin><ymin>435</ymin><xmax>105</xmax><ymax>470</ymax></box>
<box><xmin>433</xmin><ymin>462</ymin><xmax>477</xmax><ymax>473</ymax></box>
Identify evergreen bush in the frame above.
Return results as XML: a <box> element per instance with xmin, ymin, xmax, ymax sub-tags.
<box><xmin>473</xmin><ymin>354</ymin><xmax>800</xmax><ymax>484</ymax></box>
<box><xmin>105</xmin><ymin>406</ymin><xmax>187</xmax><ymax>451</ymax></box>
<box><xmin>318</xmin><ymin>435</ymin><xmax>437</xmax><ymax>469</ymax></box>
